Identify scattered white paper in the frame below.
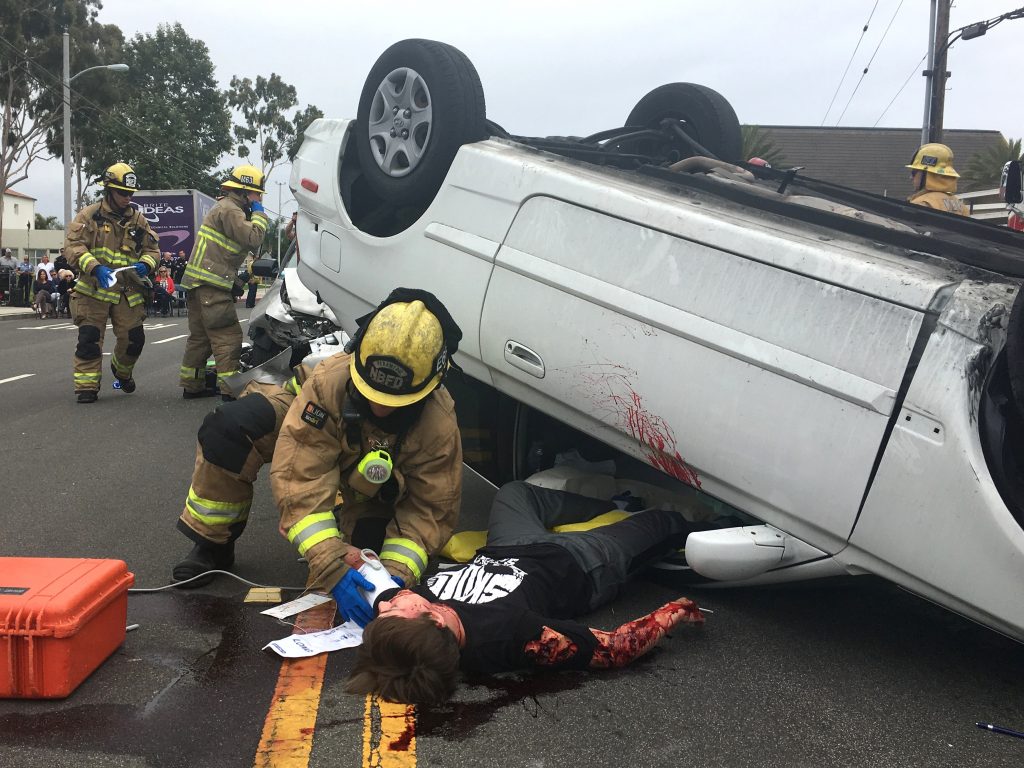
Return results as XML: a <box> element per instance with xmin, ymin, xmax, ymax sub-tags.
<box><xmin>260</xmin><ymin>592</ymin><xmax>332</xmax><ymax>620</ymax></box>
<box><xmin>263</xmin><ymin>621</ymin><xmax>364</xmax><ymax>658</ymax></box>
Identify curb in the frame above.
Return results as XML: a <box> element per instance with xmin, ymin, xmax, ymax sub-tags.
<box><xmin>0</xmin><ymin>311</ymin><xmax>38</xmax><ymax>322</ymax></box>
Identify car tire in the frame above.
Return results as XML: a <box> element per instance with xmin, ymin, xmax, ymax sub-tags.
<box><xmin>625</xmin><ymin>83</ymin><xmax>742</xmax><ymax>163</ymax></box>
<box><xmin>356</xmin><ymin>39</ymin><xmax>486</xmax><ymax>207</ymax></box>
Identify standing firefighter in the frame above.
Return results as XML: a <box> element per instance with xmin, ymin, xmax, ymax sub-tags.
<box><xmin>906</xmin><ymin>143</ymin><xmax>969</xmax><ymax>216</ymax></box>
<box><xmin>172</xmin><ymin>289</ymin><xmax>464</xmax><ymax>627</ymax></box>
<box><xmin>65</xmin><ymin>163</ymin><xmax>159</xmax><ymax>403</ymax></box>
<box><xmin>179</xmin><ymin>164</ymin><xmax>269</xmax><ymax>400</ymax></box>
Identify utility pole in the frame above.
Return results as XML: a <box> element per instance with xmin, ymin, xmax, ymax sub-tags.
<box><xmin>276</xmin><ymin>181</ymin><xmax>283</xmax><ymax>262</ymax></box>
<box><xmin>62</xmin><ymin>31</ymin><xmax>72</xmax><ymax>230</ymax></box>
<box><xmin>927</xmin><ymin>0</ymin><xmax>952</xmax><ymax>144</ymax></box>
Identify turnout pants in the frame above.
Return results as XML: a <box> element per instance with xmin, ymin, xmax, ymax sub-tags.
<box><xmin>180</xmin><ymin>285</ymin><xmax>242</xmax><ymax>395</ymax></box>
<box><xmin>486</xmin><ymin>481</ymin><xmax>691</xmax><ymax>610</ymax></box>
<box><xmin>70</xmin><ymin>291</ymin><xmax>146</xmax><ymax>392</ymax></box>
<box><xmin>177</xmin><ymin>384</ymin><xmax>293</xmax><ymax>546</ymax></box>
<box><xmin>177</xmin><ymin>384</ymin><xmax>401</xmax><ymax>552</ymax></box>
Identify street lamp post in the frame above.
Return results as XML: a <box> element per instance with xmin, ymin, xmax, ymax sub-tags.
<box><xmin>276</xmin><ymin>181</ymin><xmax>285</xmax><ymax>261</ymax></box>
<box><xmin>62</xmin><ymin>31</ymin><xmax>129</xmax><ymax>228</ymax></box>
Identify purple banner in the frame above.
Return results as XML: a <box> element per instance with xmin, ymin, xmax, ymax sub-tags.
<box><xmin>131</xmin><ymin>193</ymin><xmax>215</xmax><ymax>256</ymax></box>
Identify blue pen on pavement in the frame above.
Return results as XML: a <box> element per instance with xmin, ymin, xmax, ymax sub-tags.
<box><xmin>976</xmin><ymin>722</ymin><xmax>1024</xmax><ymax>740</ymax></box>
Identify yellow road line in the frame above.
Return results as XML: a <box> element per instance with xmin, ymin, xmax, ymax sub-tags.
<box><xmin>363</xmin><ymin>695</ymin><xmax>417</xmax><ymax>766</ymax></box>
<box><xmin>253</xmin><ymin>602</ymin><xmax>335</xmax><ymax>768</ymax></box>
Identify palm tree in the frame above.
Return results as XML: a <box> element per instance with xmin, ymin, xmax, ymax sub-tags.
<box><xmin>962</xmin><ymin>137</ymin><xmax>1022</xmax><ymax>191</ymax></box>
<box><xmin>33</xmin><ymin>213</ymin><xmax>60</xmax><ymax>230</ymax></box>
<box><xmin>740</xmin><ymin>125</ymin><xmax>788</xmax><ymax>167</ymax></box>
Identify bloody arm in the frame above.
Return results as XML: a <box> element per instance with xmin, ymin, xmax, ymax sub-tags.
<box><xmin>522</xmin><ymin>598</ymin><xmax>703</xmax><ymax>669</ymax></box>
<box><xmin>588</xmin><ymin>597</ymin><xmax>703</xmax><ymax>669</ymax></box>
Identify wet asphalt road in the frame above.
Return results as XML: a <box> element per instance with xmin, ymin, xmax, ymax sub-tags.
<box><xmin>0</xmin><ymin>308</ymin><xmax>1022</xmax><ymax>768</ymax></box>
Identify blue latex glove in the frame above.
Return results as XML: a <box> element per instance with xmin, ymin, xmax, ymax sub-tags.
<box><xmin>133</xmin><ymin>262</ymin><xmax>148</xmax><ymax>277</ymax></box>
<box><xmin>331</xmin><ymin>568</ymin><xmax>375</xmax><ymax>627</ymax></box>
<box><xmin>93</xmin><ymin>265</ymin><xmax>114</xmax><ymax>287</ymax></box>
<box><xmin>391</xmin><ymin>575</ymin><xmax>404</xmax><ymax>588</ymax></box>
<box><xmin>250</xmin><ymin>200</ymin><xmax>265</xmax><ymax>214</ymax></box>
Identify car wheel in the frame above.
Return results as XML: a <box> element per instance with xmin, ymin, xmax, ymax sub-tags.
<box><xmin>625</xmin><ymin>83</ymin><xmax>742</xmax><ymax>163</ymax></box>
<box><xmin>356</xmin><ymin>39</ymin><xmax>486</xmax><ymax>206</ymax></box>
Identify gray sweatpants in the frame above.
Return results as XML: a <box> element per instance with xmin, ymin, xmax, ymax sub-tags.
<box><xmin>485</xmin><ymin>481</ymin><xmax>690</xmax><ymax>610</ymax></box>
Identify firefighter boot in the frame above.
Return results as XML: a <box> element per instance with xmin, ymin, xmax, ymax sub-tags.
<box><xmin>76</xmin><ymin>390</ymin><xmax>98</xmax><ymax>404</ymax></box>
<box><xmin>172</xmin><ymin>541</ymin><xmax>235</xmax><ymax>588</ymax></box>
<box><xmin>111</xmin><ymin>363</ymin><xmax>136</xmax><ymax>393</ymax></box>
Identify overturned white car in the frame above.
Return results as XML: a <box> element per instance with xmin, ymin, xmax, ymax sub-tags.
<box><xmin>290</xmin><ymin>39</ymin><xmax>1024</xmax><ymax>642</ymax></box>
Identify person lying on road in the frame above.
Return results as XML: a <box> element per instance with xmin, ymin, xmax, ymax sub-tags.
<box><xmin>345</xmin><ymin>480</ymin><xmax>705</xmax><ymax>705</ymax></box>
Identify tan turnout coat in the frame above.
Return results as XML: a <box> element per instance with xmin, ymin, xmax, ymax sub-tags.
<box><xmin>270</xmin><ymin>353</ymin><xmax>463</xmax><ymax>591</ymax></box>
<box><xmin>180</xmin><ymin>194</ymin><xmax>268</xmax><ymax>292</ymax></box>
<box><xmin>65</xmin><ymin>199</ymin><xmax>159</xmax><ymax>305</ymax></box>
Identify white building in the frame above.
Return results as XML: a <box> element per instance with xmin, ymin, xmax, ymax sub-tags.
<box><xmin>1</xmin><ymin>188</ymin><xmax>65</xmax><ymax>263</ymax></box>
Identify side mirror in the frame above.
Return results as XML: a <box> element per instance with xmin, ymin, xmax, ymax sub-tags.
<box><xmin>1000</xmin><ymin>160</ymin><xmax>1022</xmax><ymax>205</ymax></box>
<box><xmin>251</xmin><ymin>258</ymin><xmax>279</xmax><ymax>279</ymax></box>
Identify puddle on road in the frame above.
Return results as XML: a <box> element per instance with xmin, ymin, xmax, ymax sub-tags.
<box><xmin>0</xmin><ymin>593</ymin><xmax>282</xmax><ymax>767</ymax></box>
<box><xmin>416</xmin><ymin>670</ymin><xmax>592</xmax><ymax>741</ymax></box>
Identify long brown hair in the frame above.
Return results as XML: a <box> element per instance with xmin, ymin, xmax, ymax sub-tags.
<box><xmin>345</xmin><ymin>614</ymin><xmax>460</xmax><ymax>704</ymax></box>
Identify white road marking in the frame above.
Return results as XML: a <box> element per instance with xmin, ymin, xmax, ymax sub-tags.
<box><xmin>153</xmin><ymin>334</ymin><xmax>188</xmax><ymax>344</ymax></box>
<box><xmin>0</xmin><ymin>374</ymin><xmax>35</xmax><ymax>385</ymax></box>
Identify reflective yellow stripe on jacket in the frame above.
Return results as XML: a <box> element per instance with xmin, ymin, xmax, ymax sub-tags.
<box><xmin>287</xmin><ymin>512</ymin><xmax>340</xmax><ymax>556</ymax></box>
<box><xmin>380</xmin><ymin>538</ymin><xmax>429</xmax><ymax>582</ymax></box>
<box><xmin>183</xmin><ymin>225</ymin><xmax>243</xmax><ymax>290</ymax></box>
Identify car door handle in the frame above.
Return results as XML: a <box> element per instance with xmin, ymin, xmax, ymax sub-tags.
<box><xmin>504</xmin><ymin>340</ymin><xmax>545</xmax><ymax>379</ymax></box>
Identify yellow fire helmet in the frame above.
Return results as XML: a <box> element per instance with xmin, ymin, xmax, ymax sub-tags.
<box><xmin>221</xmin><ymin>163</ymin><xmax>268</xmax><ymax>195</ymax></box>
<box><xmin>349</xmin><ymin>289</ymin><xmax>462</xmax><ymax>408</ymax></box>
<box><xmin>101</xmin><ymin>162</ymin><xmax>140</xmax><ymax>192</ymax></box>
<box><xmin>906</xmin><ymin>143</ymin><xmax>960</xmax><ymax>178</ymax></box>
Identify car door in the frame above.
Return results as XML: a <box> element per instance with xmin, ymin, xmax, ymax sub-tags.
<box><xmin>479</xmin><ymin>195</ymin><xmax>934</xmax><ymax>553</ymax></box>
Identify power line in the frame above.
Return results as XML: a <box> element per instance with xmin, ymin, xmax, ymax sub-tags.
<box><xmin>872</xmin><ymin>51</ymin><xmax>927</xmax><ymax>127</ymax></box>
<box><xmin>0</xmin><ymin>38</ymin><xmax>217</xmax><ymax>184</ymax></box>
<box><xmin>821</xmin><ymin>0</ymin><xmax>880</xmax><ymax>125</ymax></box>
<box><xmin>835</xmin><ymin>0</ymin><xmax>906</xmax><ymax>125</ymax></box>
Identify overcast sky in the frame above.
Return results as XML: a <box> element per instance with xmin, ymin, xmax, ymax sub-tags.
<box><xmin>18</xmin><ymin>0</ymin><xmax>1024</xmax><ymax>220</ymax></box>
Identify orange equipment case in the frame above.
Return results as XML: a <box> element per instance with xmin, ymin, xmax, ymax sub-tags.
<box><xmin>0</xmin><ymin>557</ymin><xmax>134</xmax><ymax>699</ymax></box>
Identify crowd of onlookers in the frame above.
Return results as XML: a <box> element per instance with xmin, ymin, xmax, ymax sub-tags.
<box><xmin>0</xmin><ymin>246</ymin><xmax>192</xmax><ymax>318</ymax></box>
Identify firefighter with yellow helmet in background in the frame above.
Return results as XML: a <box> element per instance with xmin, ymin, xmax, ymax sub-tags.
<box><xmin>179</xmin><ymin>163</ymin><xmax>269</xmax><ymax>400</ymax></box>
<box><xmin>906</xmin><ymin>143</ymin><xmax>969</xmax><ymax>216</ymax></box>
<box><xmin>64</xmin><ymin>162</ymin><xmax>159</xmax><ymax>404</ymax></box>
<box><xmin>172</xmin><ymin>288</ymin><xmax>463</xmax><ymax>628</ymax></box>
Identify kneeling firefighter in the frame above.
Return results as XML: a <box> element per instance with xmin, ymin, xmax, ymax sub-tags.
<box><xmin>65</xmin><ymin>163</ymin><xmax>160</xmax><ymax>403</ymax></box>
<box><xmin>172</xmin><ymin>288</ymin><xmax>464</xmax><ymax>624</ymax></box>
<box><xmin>906</xmin><ymin>143</ymin><xmax>969</xmax><ymax>216</ymax></box>
<box><xmin>179</xmin><ymin>164</ymin><xmax>269</xmax><ymax>400</ymax></box>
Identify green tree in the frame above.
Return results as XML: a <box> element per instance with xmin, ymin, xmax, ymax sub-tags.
<box><xmin>79</xmin><ymin>23</ymin><xmax>231</xmax><ymax>194</ymax></box>
<box><xmin>0</xmin><ymin>0</ymin><xmax>110</xmax><ymax>230</ymax></box>
<box><xmin>287</xmin><ymin>104</ymin><xmax>324</xmax><ymax>161</ymax></box>
<box><xmin>962</xmin><ymin>137</ymin><xmax>1023</xmax><ymax>191</ymax></box>
<box><xmin>227</xmin><ymin>73</ymin><xmax>321</xmax><ymax>177</ymax></box>
<box><xmin>740</xmin><ymin>125</ymin><xmax>787</xmax><ymax>167</ymax></box>
<box><xmin>34</xmin><ymin>212</ymin><xmax>59</xmax><ymax>229</ymax></box>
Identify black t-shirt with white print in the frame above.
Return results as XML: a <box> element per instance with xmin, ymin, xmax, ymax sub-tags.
<box><xmin>407</xmin><ymin>542</ymin><xmax>599</xmax><ymax>674</ymax></box>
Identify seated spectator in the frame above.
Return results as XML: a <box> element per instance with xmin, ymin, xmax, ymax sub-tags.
<box><xmin>32</xmin><ymin>268</ymin><xmax>56</xmax><ymax>317</ymax></box>
<box><xmin>55</xmin><ymin>269</ymin><xmax>75</xmax><ymax>315</ymax></box>
<box><xmin>152</xmin><ymin>266</ymin><xmax>175</xmax><ymax>316</ymax></box>
<box><xmin>16</xmin><ymin>256</ymin><xmax>32</xmax><ymax>305</ymax></box>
